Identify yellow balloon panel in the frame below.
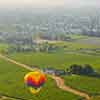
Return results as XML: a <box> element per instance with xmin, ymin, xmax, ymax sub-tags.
<box><xmin>29</xmin><ymin>87</ymin><xmax>41</xmax><ymax>94</ymax></box>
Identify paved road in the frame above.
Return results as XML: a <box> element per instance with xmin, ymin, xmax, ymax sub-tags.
<box><xmin>0</xmin><ymin>54</ymin><xmax>91</xmax><ymax>100</ymax></box>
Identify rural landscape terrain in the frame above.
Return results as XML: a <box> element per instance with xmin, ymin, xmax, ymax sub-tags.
<box><xmin>0</xmin><ymin>34</ymin><xmax>100</xmax><ymax>100</ymax></box>
<box><xmin>0</xmin><ymin>1</ymin><xmax>100</xmax><ymax>100</ymax></box>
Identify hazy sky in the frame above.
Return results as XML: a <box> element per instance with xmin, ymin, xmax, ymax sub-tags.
<box><xmin>0</xmin><ymin>0</ymin><xmax>99</xmax><ymax>8</ymax></box>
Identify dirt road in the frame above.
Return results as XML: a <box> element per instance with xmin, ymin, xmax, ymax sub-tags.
<box><xmin>0</xmin><ymin>54</ymin><xmax>35</xmax><ymax>71</ymax></box>
<box><xmin>0</xmin><ymin>54</ymin><xmax>91</xmax><ymax>100</ymax></box>
<box><xmin>50</xmin><ymin>75</ymin><xmax>91</xmax><ymax>100</ymax></box>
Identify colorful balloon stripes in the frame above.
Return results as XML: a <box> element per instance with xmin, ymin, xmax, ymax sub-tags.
<box><xmin>24</xmin><ymin>71</ymin><xmax>46</xmax><ymax>94</ymax></box>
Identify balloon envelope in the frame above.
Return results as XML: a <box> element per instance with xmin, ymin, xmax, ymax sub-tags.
<box><xmin>24</xmin><ymin>71</ymin><xmax>46</xmax><ymax>94</ymax></box>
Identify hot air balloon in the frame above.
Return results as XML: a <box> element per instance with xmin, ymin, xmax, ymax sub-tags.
<box><xmin>24</xmin><ymin>71</ymin><xmax>46</xmax><ymax>94</ymax></box>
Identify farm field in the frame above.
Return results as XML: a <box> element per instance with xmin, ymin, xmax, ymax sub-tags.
<box><xmin>63</xmin><ymin>75</ymin><xmax>100</xmax><ymax>95</ymax></box>
<box><xmin>0</xmin><ymin>58</ymin><xmax>80</xmax><ymax>100</ymax></box>
<box><xmin>0</xmin><ymin>44</ymin><xmax>9</xmax><ymax>53</ymax></box>
<box><xmin>9</xmin><ymin>52</ymin><xmax>100</xmax><ymax>71</ymax></box>
<box><xmin>9</xmin><ymin>52</ymin><xmax>100</xmax><ymax>95</ymax></box>
<box><xmin>74</xmin><ymin>37</ymin><xmax>100</xmax><ymax>46</ymax></box>
<box><xmin>0</xmin><ymin>36</ymin><xmax>100</xmax><ymax>100</ymax></box>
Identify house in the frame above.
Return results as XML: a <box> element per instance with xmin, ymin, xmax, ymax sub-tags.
<box><xmin>42</xmin><ymin>68</ymin><xmax>68</xmax><ymax>76</ymax></box>
<box><xmin>54</xmin><ymin>70</ymin><xmax>66</xmax><ymax>76</ymax></box>
<box><xmin>42</xmin><ymin>68</ymin><xmax>55</xmax><ymax>74</ymax></box>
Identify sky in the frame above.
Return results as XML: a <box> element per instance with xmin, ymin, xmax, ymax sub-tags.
<box><xmin>0</xmin><ymin>0</ymin><xmax>99</xmax><ymax>9</ymax></box>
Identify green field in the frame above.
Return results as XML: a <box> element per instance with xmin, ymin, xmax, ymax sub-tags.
<box><xmin>0</xmin><ymin>36</ymin><xmax>100</xmax><ymax>100</ymax></box>
<box><xmin>0</xmin><ymin>44</ymin><xmax>9</xmax><ymax>53</ymax></box>
<box><xmin>63</xmin><ymin>75</ymin><xmax>100</xmax><ymax>94</ymax></box>
<box><xmin>10</xmin><ymin>52</ymin><xmax>100</xmax><ymax>71</ymax></box>
<box><xmin>9</xmin><ymin>52</ymin><xmax>100</xmax><ymax>97</ymax></box>
<box><xmin>0</xmin><ymin>58</ymin><xmax>80</xmax><ymax>100</ymax></box>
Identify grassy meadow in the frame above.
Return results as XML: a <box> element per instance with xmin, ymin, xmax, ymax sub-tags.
<box><xmin>0</xmin><ymin>58</ymin><xmax>80</xmax><ymax>100</ymax></box>
<box><xmin>0</xmin><ymin>36</ymin><xmax>100</xmax><ymax>100</ymax></box>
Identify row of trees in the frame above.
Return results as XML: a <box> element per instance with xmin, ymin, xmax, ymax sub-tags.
<box><xmin>5</xmin><ymin>42</ymin><xmax>59</xmax><ymax>53</ymax></box>
<box><xmin>68</xmin><ymin>64</ymin><xmax>95</xmax><ymax>75</ymax></box>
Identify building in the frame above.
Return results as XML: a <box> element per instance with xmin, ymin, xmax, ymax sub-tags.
<box><xmin>42</xmin><ymin>68</ymin><xmax>55</xmax><ymax>74</ymax></box>
<box><xmin>42</xmin><ymin>68</ymin><xmax>68</xmax><ymax>76</ymax></box>
<box><xmin>54</xmin><ymin>70</ymin><xmax>66</xmax><ymax>76</ymax></box>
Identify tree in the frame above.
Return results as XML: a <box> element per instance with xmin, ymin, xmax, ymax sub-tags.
<box><xmin>68</xmin><ymin>64</ymin><xmax>95</xmax><ymax>75</ymax></box>
<box><xmin>83</xmin><ymin>64</ymin><xmax>94</xmax><ymax>75</ymax></box>
<box><xmin>69</xmin><ymin>64</ymin><xmax>83</xmax><ymax>74</ymax></box>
